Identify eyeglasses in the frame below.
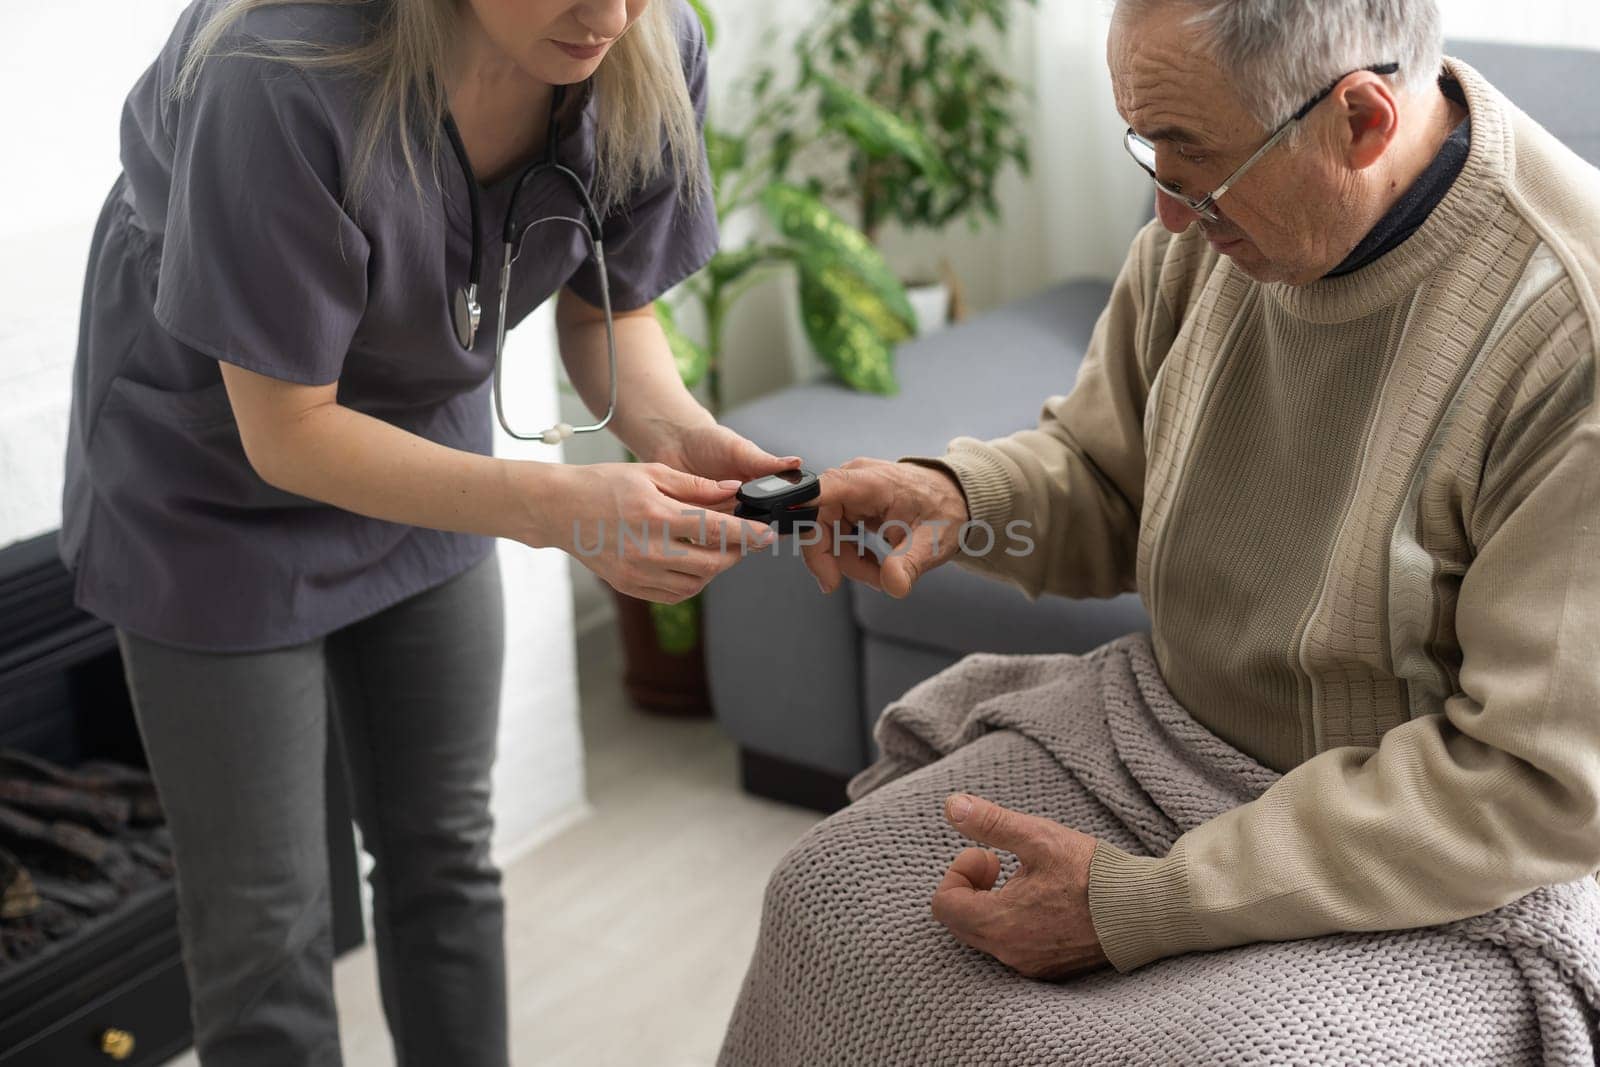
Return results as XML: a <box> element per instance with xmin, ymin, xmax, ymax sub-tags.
<box><xmin>1123</xmin><ymin>63</ymin><xmax>1400</xmax><ymax>223</ymax></box>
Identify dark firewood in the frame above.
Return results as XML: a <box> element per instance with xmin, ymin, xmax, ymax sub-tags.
<box><xmin>0</xmin><ymin>778</ymin><xmax>131</xmax><ymax>833</ymax></box>
<box><xmin>0</xmin><ymin>803</ymin><xmax>143</xmax><ymax>892</ymax></box>
<box><xmin>0</xmin><ymin>899</ymin><xmax>79</xmax><ymax>964</ymax></box>
<box><xmin>29</xmin><ymin>873</ymin><xmax>121</xmax><ymax>916</ymax></box>
<box><xmin>0</xmin><ymin>845</ymin><xmax>40</xmax><ymax>920</ymax></box>
<box><xmin>1</xmin><ymin>917</ymin><xmax>45</xmax><ymax>962</ymax></box>
<box><xmin>0</xmin><ymin>750</ymin><xmax>163</xmax><ymax>826</ymax></box>
<box><xmin>126</xmin><ymin>836</ymin><xmax>175</xmax><ymax>878</ymax></box>
<box><xmin>77</xmin><ymin>761</ymin><xmax>163</xmax><ymax>826</ymax></box>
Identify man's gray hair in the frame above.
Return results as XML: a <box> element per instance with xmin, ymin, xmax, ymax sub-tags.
<box><xmin>1116</xmin><ymin>0</ymin><xmax>1445</xmax><ymax>132</ymax></box>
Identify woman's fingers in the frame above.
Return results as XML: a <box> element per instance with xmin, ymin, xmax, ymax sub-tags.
<box><xmin>629</xmin><ymin>581</ymin><xmax>697</xmax><ymax>605</ymax></box>
<box><xmin>607</xmin><ymin>507</ymin><xmax>770</xmax><ymax>599</ymax></box>
<box><xmin>724</xmin><ymin>434</ymin><xmax>800</xmax><ymax>481</ymax></box>
<box><xmin>662</xmin><ymin>505</ymin><xmax>773</xmax><ymax>551</ymax></box>
<box><xmin>648</xmin><ymin>463</ymin><xmax>742</xmax><ymax>506</ymax></box>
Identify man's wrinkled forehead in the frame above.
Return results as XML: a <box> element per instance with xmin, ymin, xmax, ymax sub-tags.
<box><xmin>1109</xmin><ymin>4</ymin><xmax>1244</xmax><ymax>147</ymax></box>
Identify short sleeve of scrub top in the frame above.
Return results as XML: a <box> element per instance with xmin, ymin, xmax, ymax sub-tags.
<box><xmin>153</xmin><ymin>45</ymin><xmax>369</xmax><ymax>386</ymax></box>
<box><xmin>61</xmin><ymin>1</ymin><xmax>720</xmax><ymax>653</ymax></box>
<box><xmin>566</xmin><ymin>9</ymin><xmax>719</xmax><ymax>312</ymax></box>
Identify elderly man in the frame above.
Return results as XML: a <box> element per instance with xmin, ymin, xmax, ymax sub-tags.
<box><xmin>718</xmin><ymin>0</ymin><xmax>1600</xmax><ymax>1063</ymax></box>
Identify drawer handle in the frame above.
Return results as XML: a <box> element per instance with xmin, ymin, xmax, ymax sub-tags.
<box><xmin>100</xmin><ymin>1028</ymin><xmax>136</xmax><ymax>1060</ymax></box>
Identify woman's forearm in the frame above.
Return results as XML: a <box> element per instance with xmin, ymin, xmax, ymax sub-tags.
<box><xmin>248</xmin><ymin>400</ymin><xmax>571</xmax><ymax>549</ymax></box>
<box><xmin>556</xmin><ymin>296</ymin><xmax>714</xmax><ymax>461</ymax></box>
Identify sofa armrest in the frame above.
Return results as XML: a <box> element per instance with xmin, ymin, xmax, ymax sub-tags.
<box><xmin>706</xmin><ymin>279</ymin><xmax>1124</xmax><ymax>783</ymax></box>
<box><xmin>704</xmin><ymin>548</ymin><xmax>867</xmax><ymax>777</ymax></box>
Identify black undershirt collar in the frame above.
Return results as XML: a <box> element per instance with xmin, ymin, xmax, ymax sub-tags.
<box><xmin>1325</xmin><ymin>78</ymin><xmax>1471</xmax><ymax>279</ymax></box>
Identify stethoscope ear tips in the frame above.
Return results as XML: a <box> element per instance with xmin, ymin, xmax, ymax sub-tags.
<box><xmin>539</xmin><ymin>423</ymin><xmax>575</xmax><ymax>445</ymax></box>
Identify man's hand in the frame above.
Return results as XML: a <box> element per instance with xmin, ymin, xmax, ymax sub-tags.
<box><xmin>803</xmin><ymin>458</ymin><xmax>970</xmax><ymax>598</ymax></box>
<box><xmin>930</xmin><ymin>793</ymin><xmax>1111</xmax><ymax>981</ymax></box>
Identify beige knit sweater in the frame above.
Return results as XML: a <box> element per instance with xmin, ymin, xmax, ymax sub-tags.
<box><xmin>920</xmin><ymin>58</ymin><xmax>1600</xmax><ymax>972</ymax></box>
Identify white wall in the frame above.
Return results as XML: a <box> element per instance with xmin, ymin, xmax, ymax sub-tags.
<box><xmin>489</xmin><ymin>310</ymin><xmax>588</xmax><ymax>863</ymax></box>
<box><xmin>0</xmin><ymin>1</ymin><xmax>583</xmax><ymax>865</ymax></box>
<box><xmin>0</xmin><ymin>0</ymin><xmax>190</xmax><ymax>545</ymax></box>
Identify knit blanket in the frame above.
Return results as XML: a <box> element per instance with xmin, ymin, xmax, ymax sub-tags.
<box><xmin>718</xmin><ymin>634</ymin><xmax>1600</xmax><ymax>1066</ymax></box>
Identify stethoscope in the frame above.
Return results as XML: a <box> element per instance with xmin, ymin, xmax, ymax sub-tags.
<box><xmin>443</xmin><ymin>85</ymin><xmax>618</xmax><ymax>446</ymax></box>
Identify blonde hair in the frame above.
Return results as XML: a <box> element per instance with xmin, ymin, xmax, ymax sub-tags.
<box><xmin>176</xmin><ymin>0</ymin><xmax>705</xmax><ymax>216</ymax></box>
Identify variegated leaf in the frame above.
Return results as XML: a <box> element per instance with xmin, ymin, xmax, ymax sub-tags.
<box><xmin>812</xmin><ymin>72</ymin><xmax>948</xmax><ymax>182</ymax></box>
<box><xmin>761</xmin><ymin>184</ymin><xmax>916</xmax><ymax>334</ymax></box>
<box><xmin>795</xmin><ymin>256</ymin><xmax>905</xmax><ymax>395</ymax></box>
<box><xmin>649</xmin><ymin>597</ymin><xmax>701</xmax><ymax>655</ymax></box>
<box><xmin>687</xmin><ymin>0</ymin><xmax>716</xmax><ymax>47</ymax></box>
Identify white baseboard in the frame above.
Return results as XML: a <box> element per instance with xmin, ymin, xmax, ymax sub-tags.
<box><xmin>492</xmin><ymin>801</ymin><xmax>596</xmax><ymax>868</ymax></box>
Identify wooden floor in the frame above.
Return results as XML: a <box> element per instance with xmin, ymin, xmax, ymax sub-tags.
<box><xmin>165</xmin><ymin>620</ymin><xmax>821</xmax><ymax>1066</ymax></box>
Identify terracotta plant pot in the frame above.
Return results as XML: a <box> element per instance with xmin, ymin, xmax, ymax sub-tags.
<box><xmin>611</xmin><ymin>590</ymin><xmax>712</xmax><ymax>717</ymax></box>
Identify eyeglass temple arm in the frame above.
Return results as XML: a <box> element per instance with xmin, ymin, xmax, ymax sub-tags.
<box><xmin>1203</xmin><ymin>120</ymin><xmax>1298</xmax><ymax>207</ymax></box>
<box><xmin>1202</xmin><ymin>61</ymin><xmax>1400</xmax><ymax>210</ymax></box>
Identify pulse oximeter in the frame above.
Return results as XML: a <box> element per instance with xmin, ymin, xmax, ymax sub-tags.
<box><xmin>736</xmin><ymin>469</ymin><xmax>821</xmax><ymax>534</ymax></box>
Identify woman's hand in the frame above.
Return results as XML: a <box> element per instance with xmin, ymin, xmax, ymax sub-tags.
<box><xmin>533</xmin><ymin>461</ymin><xmax>777</xmax><ymax>604</ymax></box>
<box><xmin>652</xmin><ymin>422</ymin><xmax>802</xmax><ymax>486</ymax></box>
<box><xmin>554</xmin><ymin>291</ymin><xmax>800</xmax><ymax>486</ymax></box>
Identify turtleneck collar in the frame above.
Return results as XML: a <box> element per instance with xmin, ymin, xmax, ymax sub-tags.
<box><xmin>1324</xmin><ymin>77</ymin><xmax>1471</xmax><ymax>279</ymax></box>
<box><xmin>1265</xmin><ymin>57</ymin><xmax>1509</xmax><ymax>325</ymax></box>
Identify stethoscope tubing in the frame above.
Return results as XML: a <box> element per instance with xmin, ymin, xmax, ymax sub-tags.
<box><xmin>494</xmin><ymin>216</ymin><xmax>618</xmax><ymax>443</ymax></box>
<box><xmin>442</xmin><ymin>89</ymin><xmax>619</xmax><ymax>445</ymax></box>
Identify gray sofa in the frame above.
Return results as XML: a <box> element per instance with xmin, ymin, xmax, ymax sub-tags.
<box><xmin>705</xmin><ymin>40</ymin><xmax>1600</xmax><ymax>811</ymax></box>
<box><xmin>704</xmin><ymin>282</ymin><xmax>1148</xmax><ymax>809</ymax></box>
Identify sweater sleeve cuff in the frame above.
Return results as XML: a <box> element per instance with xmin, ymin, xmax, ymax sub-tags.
<box><xmin>902</xmin><ymin>438</ymin><xmax>1019</xmax><ymax>533</ymax></box>
<box><xmin>1087</xmin><ymin>839</ymin><xmax>1216</xmax><ymax>972</ymax></box>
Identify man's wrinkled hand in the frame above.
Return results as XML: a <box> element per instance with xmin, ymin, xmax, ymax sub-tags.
<box><xmin>930</xmin><ymin>793</ymin><xmax>1111</xmax><ymax>981</ymax></box>
<box><xmin>802</xmin><ymin>458</ymin><xmax>970</xmax><ymax>598</ymax></box>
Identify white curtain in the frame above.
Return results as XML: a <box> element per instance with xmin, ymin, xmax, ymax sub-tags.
<box><xmin>1010</xmin><ymin>0</ymin><xmax>1150</xmax><ymax>286</ymax></box>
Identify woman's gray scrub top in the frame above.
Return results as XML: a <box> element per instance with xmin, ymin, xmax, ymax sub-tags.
<box><xmin>60</xmin><ymin>0</ymin><xmax>718</xmax><ymax>652</ymax></box>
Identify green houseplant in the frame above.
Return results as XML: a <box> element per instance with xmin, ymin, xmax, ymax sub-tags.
<box><xmin>780</xmin><ymin>0</ymin><xmax>1038</xmax><ymax>246</ymax></box>
<box><xmin>758</xmin><ymin>0</ymin><xmax>1038</xmax><ymax>334</ymax></box>
<box><xmin>618</xmin><ymin>0</ymin><xmax>941</xmax><ymax>711</ymax></box>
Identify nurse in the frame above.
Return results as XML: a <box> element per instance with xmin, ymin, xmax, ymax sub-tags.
<box><xmin>59</xmin><ymin>0</ymin><xmax>785</xmax><ymax>1063</ymax></box>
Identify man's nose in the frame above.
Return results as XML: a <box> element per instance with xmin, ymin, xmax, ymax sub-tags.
<box><xmin>573</xmin><ymin>0</ymin><xmax>629</xmax><ymax>39</ymax></box>
<box><xmin>1155</xmin><ymin>190</ymin><xmax>1201</xmax><ymax>234</ymax></box>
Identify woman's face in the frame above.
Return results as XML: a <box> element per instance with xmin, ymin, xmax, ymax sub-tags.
<box><xmin>464</xmin><ymin>0</ymin><xmax>650</xmax><ymax>83</ymax></box>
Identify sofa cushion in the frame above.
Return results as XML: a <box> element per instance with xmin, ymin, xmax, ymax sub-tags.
<box><xmin>722</xmin><ymin>277</ymin><xmax>1147</xmax><ymax>662</ymax></box>
<box><xmin>851</xmin><ymin>562</ymin><xmax>1148</xmax><ymax>660</ymax></box>
<box><xmin>721</xmin><ymin>279</ymin><xmax>1114</xmax><ymax>467</ymax></box>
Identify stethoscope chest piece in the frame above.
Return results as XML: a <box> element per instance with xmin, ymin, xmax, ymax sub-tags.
<box><xmin>453</xmin><ymin>285</ymin><xmax>481</xmax><ymax>350</ymax></box>
<box><xmin>443</xmin><ymin>84</ymin><xmax>616</xmax><ymax>443</ymax></box>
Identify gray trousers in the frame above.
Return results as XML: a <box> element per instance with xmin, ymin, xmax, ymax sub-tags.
<box><xmin>117</xmin><ymin>554</ymin><xmax>508</xmax><ymax>1067</ymax></box>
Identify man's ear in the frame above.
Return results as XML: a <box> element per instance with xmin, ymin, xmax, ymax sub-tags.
<box><xmin>1336</xmin><ymin>74</ymin><xmax>1400</xmax><ymax>171</ymax></box>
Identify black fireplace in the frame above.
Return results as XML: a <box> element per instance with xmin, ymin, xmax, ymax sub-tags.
<box><xmin>0</xmin><ymin>532</ymin><xmax>364</xmax><ymax>1066</ymax></box>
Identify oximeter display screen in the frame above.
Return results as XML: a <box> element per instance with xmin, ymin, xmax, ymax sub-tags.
<box><xmin>750</xmin><ymin>474</ymin><xmax>797</xmax><ymax>494</ymax></box>
<box><xmin>735</xmin><ymin>468</ymin><xmax>819</xmax><ymax>532</ymax></box>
